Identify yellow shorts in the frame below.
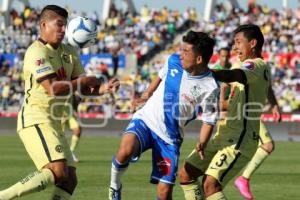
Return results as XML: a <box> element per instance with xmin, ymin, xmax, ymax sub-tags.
<box><xmin>259</xmin><ymin>121</ymin><xmax>273</xmax><ymax>145</ymax></box>
<box><xmin>185</xmin><ymin>126</ymin><xmax>258</xmax><ymax>186</ymax></box>
<box><xmin>18</xmin><ymin>123</ymin><xmax>75</xmax><ymax>170</ymax></box>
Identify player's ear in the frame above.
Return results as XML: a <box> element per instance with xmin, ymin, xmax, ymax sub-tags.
<box><xmin>249</xmin><ymin>39</ymin><xmax>257</xmax><ymax>50</ymax></box>
<box><xmin>196</xmin><ymin>55</ymin><xmax>202</xmax><ymax>65</ymax></box>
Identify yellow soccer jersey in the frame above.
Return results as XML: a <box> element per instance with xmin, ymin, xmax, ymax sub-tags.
<box><xmin>17</xmin><ymin>39</ymin><xmax>85</xmax><ymax>131</ymax></box>
<box><xmin>218</xmin><ymin>58</ymin><xmax>271</xmax><ymax>137</ymax></box>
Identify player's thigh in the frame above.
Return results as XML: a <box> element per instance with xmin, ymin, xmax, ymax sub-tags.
<box><xmin>205</xmin><ymin>145</ymin><xmax>249</xmax><ymax>187</ymax></box>
<box><xmin>184</xmin><ymin>141</ymin><xmax>218</xmax><ymax>174</ymax></box>
<box><xmin>18</xmin><ymin>123</ymin><xmax>75</xmax><ymax>170</ymax></box>
<box><xmin>258</xmin><ymin>121</ymin><xmax>273</xmax><ymax>145</ymax></box>
<box><xmin>150</xmin><ymin>137</ymin><xmax>180</xmax><ymax>185</ymax></box>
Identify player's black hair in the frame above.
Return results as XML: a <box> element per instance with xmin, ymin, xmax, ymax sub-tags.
<box><xmin>234</xmin><ymin>24</ymin><xmax>264</xmax><ymax>54</ymax></box>
<box><xmin>218</xmin><ymin>47</ymin><xmax>231</xmax><ymax>54</ymax></box>
<box><xmin>182</xmin><ymin>31</ymin><xmax>215</xmax><ymax>64</ymax></box>
<box><xmin>40</xmin><ymin>5</ymin><xmax>68</xmax><ymax>20</ymax></box>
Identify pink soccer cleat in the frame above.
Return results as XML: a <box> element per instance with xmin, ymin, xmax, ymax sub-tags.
<box><xmin>234</xmin><ymin>176</ymin><xmax>254</xmax><ymax>200</ymax></box>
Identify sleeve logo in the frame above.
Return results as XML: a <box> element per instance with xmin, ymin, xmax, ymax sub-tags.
<box><xmin>242</xmin><ymin>61</ymin><xmax>255</xmax><ymax>70</ymax></box>
<box><xmin>36</xmin><ymin>66</ymin><xmax>51</xmax><ymax>74</ymax></box>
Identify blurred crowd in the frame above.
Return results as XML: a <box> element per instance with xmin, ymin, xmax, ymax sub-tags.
<box><xmin>0</xmin><ymin>1</ymin><xmax>300</xmax><ymax>114</ymax></box>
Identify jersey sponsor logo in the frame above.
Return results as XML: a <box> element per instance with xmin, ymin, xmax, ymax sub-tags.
<box><xmin>35</xmin><ymin>58</ymin><xmax>45</xmax><ymax>66</ymax></box>
<box><xmin>156</xmin><ymin>156</ymin><xmax>171</xmax><ymax>176</ymax></box>
<box><xmin>36</xmin><ymin>66</ymin><xmax>51</xmax><ymax>74</ymax></box>
<box><xmin>242</xmin><ymin>61</ymin><xmax>255</xmax><ymax>70</ymax></box>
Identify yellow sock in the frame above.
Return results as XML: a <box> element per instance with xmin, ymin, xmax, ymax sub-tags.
<box><xmin>181</xmin><ymin>181</ymin><xmax>204</xmax><ymax>200</ymax></box>
<box><xmin>50</xmin><ymin>187</ymin><xmax>72</xmax><ymax>200</ymax></box>
<box><xmin>206</xmin><ymin>191</ymin><xmax>227</xmax><ymax>200</ymax></box>
<box><xmin>0</xmin><ymin>168</ymin><xmax>54</xmax><ymax>200</ymax></box>
<box><xmin>70</xmin><ymin>135</ymin><xmax>80</xmax><ymax>152</ymax></box>
<box><xmin>242</xmin><ymin>147</ymin><xmax>269</xmax><ymax>179</ymax></box>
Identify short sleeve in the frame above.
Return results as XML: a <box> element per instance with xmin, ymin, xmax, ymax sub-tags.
<box><xmin>25</xmin><ymin>47</ymin><xmax>55</xmax><ymax>82</ymax></box>
<box><xmin>201</xmin><ymin>88</ymin><xmax>219</xmax><ymax>125</ymax></box>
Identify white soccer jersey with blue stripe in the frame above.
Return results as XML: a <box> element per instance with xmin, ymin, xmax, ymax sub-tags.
<box><xmin>133</xmin><ymin>54</ymin><xmax>220</xmax><ymax>145</ymax></box>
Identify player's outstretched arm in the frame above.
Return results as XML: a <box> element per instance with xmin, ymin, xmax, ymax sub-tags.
<box><xmin>219</xmin><ymin>83</ymin><xmax>230</xmax><ymax>111</ymax></box>
<box><xmin>39</xmin><ymin>75</ymin><xmax>103</xmax><ymax>96</ymax></box>
<box><xmin>90</xmin><ymin>77</ymin><xmax>120</xmax><ymax>96</ymax></box>
<box><xmin>212</xmin><ymin>69</ymin><xmax>247</xmax><ymax>85</ymax></box>
<box><xmin>196</xmin><ymin>123</ymin><xmax>214</xmax><ymax>160</ymax></box>
<box><xmin>131</xmin><ymin>76</ymin><xmax>162</xmax><ymax>112</ymax></box>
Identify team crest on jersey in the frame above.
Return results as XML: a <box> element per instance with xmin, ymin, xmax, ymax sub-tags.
<box><xmin>62</xmin><ymin>54</ymin><xmax>70</xmax><ymax>64</ymax></box>
<box><xmin>190</xmin><ymin>84</ymin><xmax>201</xmax><ymax>98</ymax></box>
<box><xmin>156</xmin><ymin>156</ymin><xmax>171</xmax><ymax>176</ymax></box>
<box><xmin>35</xmin><ymin>58</ymin><xmax>45</xmax><ymax>66</ymax></box>
<box><xmin>55</xmin><ymin>145</ymin><xmax>63</xmax><ymax>153</ymax></box>
<box><xmin>242</xmin><ymin>61</ymin><xmax>255</xmax><ymax>70</ymax></box>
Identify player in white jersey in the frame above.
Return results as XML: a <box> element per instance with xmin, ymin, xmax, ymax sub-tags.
<box><xmin>108</xmin><ymin>31</ymin><xmax>219</xmax><ymax>200</ymax></box>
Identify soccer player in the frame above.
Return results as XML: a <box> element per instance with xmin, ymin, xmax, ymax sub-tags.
<box><xmin>108</xmin><ymin>31</ymin><xmax>219</xmax><ymax>200</ymax></box>
<box><xmin>0</xmin><ymin>5</ymin><xmax>119</xmax><ymax>200</ymax></box>
<box><xmin>179</xmin><ymin>24</ymin><xmax>272</xmax><ymax>200</ymax></box>
<box><xmin>213</xmin><ymin>47</ymin><xmax>232</xmax><ymax>70</ymax></box>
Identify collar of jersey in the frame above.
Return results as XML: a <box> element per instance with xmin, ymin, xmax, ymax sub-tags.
<box><xmin>187</xmin><ymin>70</ymin><xmax>211</xmax><ymax>80</ymax></box>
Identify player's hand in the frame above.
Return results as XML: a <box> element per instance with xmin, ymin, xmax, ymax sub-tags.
<box><xmin>196</xmin><ymin>142</ymin><xmax>205</xmax><ymax>160</ymax></box>
<box><xmin>272</xmin><ymin>105</ymin><xmax>282</xmax><ymax>122</ymax></box>
<box><xmin>99</xmin><ymin>77</ymin><xmax>120</xmax><ymax>95</ymax></box>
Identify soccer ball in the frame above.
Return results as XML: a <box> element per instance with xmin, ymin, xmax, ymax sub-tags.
<box><xmin>66</xmin><ymin>16</ymin><xmax>97</xmax><ymax>48</ymax></box>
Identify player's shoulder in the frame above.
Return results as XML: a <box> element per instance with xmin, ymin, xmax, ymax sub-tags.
<box><xmin>242</xmin><ymin>58</ymin><xmax>268</xmax><ymax>71</ymax></box>
<box><xmin>60</xmin><ymin>43</ymin><xmax>78</xmax><ymax>55</ymax></box>
<box><xmin>26</xmin><ymin>40</ymin><xmax>47</xmax><ymax>55</ymax></box>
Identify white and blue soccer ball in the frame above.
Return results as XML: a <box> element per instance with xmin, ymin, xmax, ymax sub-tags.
<box><xmin>66</xmin><ymin>16</ymin><xmax>97</xmax><ymax>48</ymax></box>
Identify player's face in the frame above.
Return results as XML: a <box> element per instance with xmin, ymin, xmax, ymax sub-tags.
<box><xmin>233</xmin><ymin>32</ymin><xmax>253</xmax><ymax>62</ymax></box>
<box><xmin>219</xmin><ymin>49</ymin><xmax>230</xmax><ymax>67</ymax></box>
<box><xmin>41</xmin><ymin>14</ymin><xmax>67</xmax><ymax>47</ymax></box>
<box><xmin>180</xmin><ymin>43</ymin><xmax>199</xmax><ymax>71</ymax></box>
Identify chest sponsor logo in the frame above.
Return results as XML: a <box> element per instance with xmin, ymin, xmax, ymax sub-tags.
<box><xmin>156</xmin><ymin>156</ymin><xmax>171</xmax><ymax>176</ymax></box>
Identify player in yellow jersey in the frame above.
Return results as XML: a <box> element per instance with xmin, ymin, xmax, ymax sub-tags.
<box><xmin>0</xmin><ymin>5</ymin><xmax>119</xmax><ymax>200</ymax></box>
<box><xmin>179</xmin><ymin>24</ymin><xmax>272</xmax><ymax>200</ymax></box>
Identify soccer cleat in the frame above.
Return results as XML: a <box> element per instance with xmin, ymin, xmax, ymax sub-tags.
<box><xmin>234</xmin><ymin>176</ymin><xmax>253</xmax><ymax>200</ymax></box>
<box><xmin>108</xmin><ymin>185</ymin><xmax>122</xmax><ymax>200</ymax></box>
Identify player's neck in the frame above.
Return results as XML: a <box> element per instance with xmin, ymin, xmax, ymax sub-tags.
<box><xmin>190</xmin><ymin>65</ymin><xmax>209</xmax><ymax>76</ymax></box>
<box><xmin>39</xmin><ymin>36</ymin><xmax>60</xmax><ymax>49</ymax></box>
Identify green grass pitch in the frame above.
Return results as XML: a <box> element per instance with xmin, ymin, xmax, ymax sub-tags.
<box><xmin>0</xmin><ymin>135</ymin><xmax>299</xmax><ymax>199</ymax></box>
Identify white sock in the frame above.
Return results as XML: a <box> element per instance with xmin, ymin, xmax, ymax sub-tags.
<box><xmin>110</xmin><ymin>157</ymin><xmax>129</xmax><ymax>190</ymax></box>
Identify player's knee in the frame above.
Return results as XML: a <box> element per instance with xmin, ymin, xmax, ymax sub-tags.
<box><xmin>45</xmin><ymin>161</ymin><xmax>69</xmax><ymax>183</ymax></box>
<box><xmin>202</xmin><ymin>175</ymin><xmax>222</xmax><ymax>197</ymax></box>
<box><xmin>261</xmin><ymin>141</ymin><xmax>275</xmax><ymax>154</ymax></box>
<box><xmin>179</xmin><ymin>162</ymin><xmax>203</xmax><ymax>183</ymax></box>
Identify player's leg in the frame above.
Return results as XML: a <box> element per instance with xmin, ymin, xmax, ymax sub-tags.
<box><xmin>0</xmin><ymin>123</ymin><xmax>76</xmax><ymax>200</ymax></box>
<box><xmin>69</xmin><ymin>116</ymin><xmax>81</xmax><ymax>162</ymax></box>
<box><xmin>109</xmin><ymin>119</ymin><xmax>150</xmax><ymax>200</ymax></box>
<box><xmin>203</xmin><ymin>145</ymin><xmax>250</xmax><ymax>200</ymax></box>
<box><xmin>235</xmin><ymin>122</ymin><xmax>274</xmax><ymax>199</ymax></box>
<box><xmin>150</xmin><ymin>134</ymin><xmax>180</xmax><ymax>200</ymax></box>
<box><xmin>179</xmin><ymin>142</ymin><xmax>217</xmax><ymax>200</ymax></box>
